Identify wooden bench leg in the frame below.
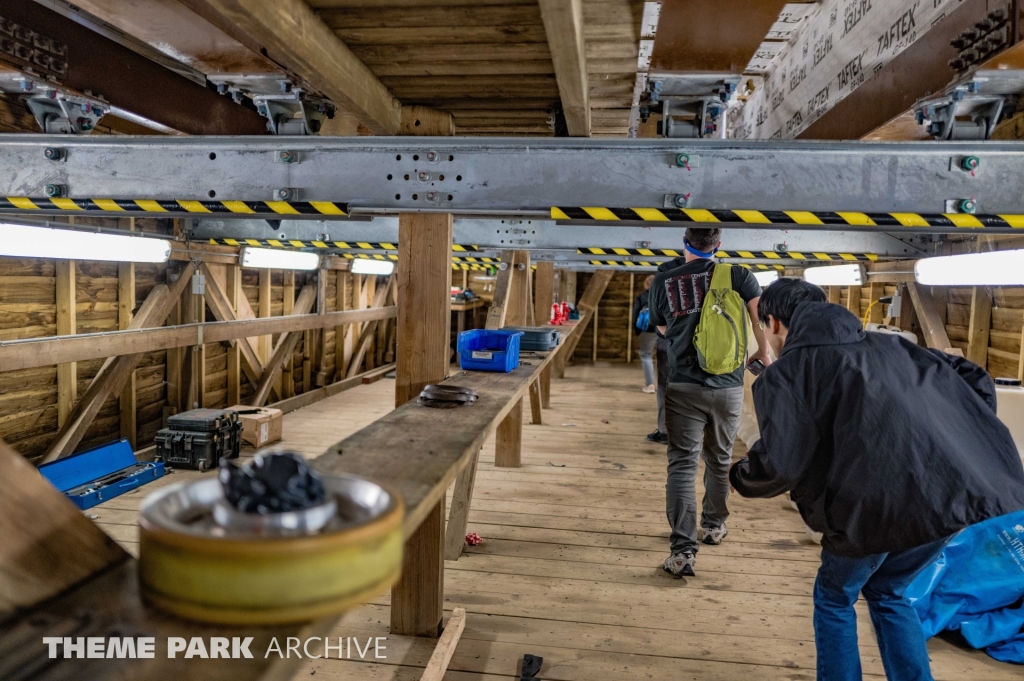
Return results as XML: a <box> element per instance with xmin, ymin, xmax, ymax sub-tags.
<box><xmin>528</xmin><ymin>380</ymin><xmax>543</xmax><ymax>425</ymax></box>
<box><xmin>540</xmin><ymin>365</ymin><xmax>551</xmax><ymax>408</ymax></box>
<box><xmin>495</xmin><ymin>397</ymin><xmax>523</xmax><ymax>467</ymax></box>
<box><xmin>390</xmin><ymin>497</ymin><xmax>445</xmax><ymax>637</ymax></box>
<box><xmin>444</xmin><ymin>449</ymin><xmax>479</xmax><ymax>561</ymax></box>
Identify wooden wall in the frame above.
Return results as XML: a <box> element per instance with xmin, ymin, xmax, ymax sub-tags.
<box><xmin>0</xmin><ymin>218</ymin><xmax>393</xmax><ymax>463</ymax></box>
<box><xmin>573</xmin><ymin>271</ymin><xmax>635</xmax><ymax>362</ymax></box>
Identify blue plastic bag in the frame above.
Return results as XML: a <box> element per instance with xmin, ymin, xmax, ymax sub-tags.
<box><xmin>905</xmin><ymin>509</ymin><xmax>1024</xmax><ymax>663</ymax></box>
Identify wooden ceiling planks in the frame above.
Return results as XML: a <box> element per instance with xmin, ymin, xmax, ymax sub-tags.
<box><xmin>584</xmin><ymin>0</ymin><xmax>643</xmax><ymax>137</ymax></box>
<box><xmin>310</xmin><ymin>0</ymin><xmax>560</xmax><ymax>136</ymax></box>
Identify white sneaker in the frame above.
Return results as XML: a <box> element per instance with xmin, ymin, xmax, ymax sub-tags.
<box><xmin>700</xmin><ymin>525</ymin><xmax>728</xmax><ymax>545</ymax></box>
<box><xmin>642</xmin><ymin>384</ymin><xmax>656</xmax><ymax>393</ymax></box>
<box><xmin>662</xmin><ymin>552</ymin><xmax>696</xmax><ymax>578</ymax></box>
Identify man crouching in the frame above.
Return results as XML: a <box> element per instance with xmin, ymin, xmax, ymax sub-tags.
<box><xmin>730</xmin><ymin>278</ymin><xmax>1024</xmax><ymax>681</ymax></box>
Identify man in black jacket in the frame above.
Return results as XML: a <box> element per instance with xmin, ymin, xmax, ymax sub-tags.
<box><xmin>730</xmin><ymin>278</ymin><xmax>1024</xmax><ymax>681</ymax></box>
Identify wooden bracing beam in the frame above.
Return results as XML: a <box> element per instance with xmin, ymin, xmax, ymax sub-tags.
<box><xmin>906</xmin><ymin>283</ymin><xmax>953</xmax><ymax>351</ymax></box>
<box><xmin>537</xmin><ymin>0</ymin><xmax>590</xmax><ymax>136</ymax></box>
<box><xmin>346</xmin><ymin>275</ymin><xmax>395</xmax><ymax>379</ymax></box>
<box><xmin>485</xmin><ymin>249</ymin><xmax>517</xmax><ymax>331</ymax></box>
<box><xmin>42</xmin><ymin>262</ymin><xmax>196</xmax><ymax>462</ymax></box>
<box><xmin>182</xmin><ymin>0</ymin><xmax>401</xmax><ymax>134</ymax></box>
<box><xmin>251</xmin><ymin>285</ymin><xmax>317</xmax><ymax>407</ymax></box>
<box><xmin>201</xmin><ymin>263</ymin><xmax>273</xmax><ymax>396</ymax></box>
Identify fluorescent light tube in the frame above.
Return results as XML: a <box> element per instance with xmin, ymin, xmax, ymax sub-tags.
<box><xmin>753</xmin><ymin>270</ymin><xmax>779</xmax><ymax>287</ymax></box>
<box><xmin>0</xmin><ymin>222</ymin><xmax>171</xmax><ymax>263</ymax></box>
<box><xmin>350</xmin><ymin>259</ymin><xmax>395</xmax><ymax>275</ymax></box>
<box><xmin>240</xmin><ymin>246</ymin><xmax>319</xmax><ymax>270</ymax></box>
<box><xmin>803</xmin><ymin>263</ymin><xmax>864</xmax><ymax>286</ymax></box>
<box><xmin>914</xmin><ymin>250</ymin><xmax>1024</xmax><ymax>286</ymax></box>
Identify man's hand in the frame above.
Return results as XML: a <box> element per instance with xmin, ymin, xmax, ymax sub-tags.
<box><xmin>748</xmin><ymin>347</ymin><xmax>772</xmax><ymax>368</ymax></box>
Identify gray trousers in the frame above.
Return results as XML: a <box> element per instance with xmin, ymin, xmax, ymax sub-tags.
<box><xmin>664</xmin><ymin>383</ymin><xmax>744</xmax><ymax>555</ymax></box>
<box><xmin>638</xmin><ymin>332</ymin><xmax>657</xmax><ymax>386</ymax></box>
<box><xmin>655</xmin><ymin>337</ymin><xmax>669</xmax><ymax>433</ymax></box>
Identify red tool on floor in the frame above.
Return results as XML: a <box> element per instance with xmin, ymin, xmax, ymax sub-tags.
<box><xmin>465</xmin><ymin>532</ymin><xmax>482</xmax><ymax>546</ymax></box>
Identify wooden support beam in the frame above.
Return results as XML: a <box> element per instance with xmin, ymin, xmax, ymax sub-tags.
<box><xmin>555</xmin><ymin>269</ymin><xmax>614</xmax><ymax>377</ymax></box>
<box><xmin>485</xmin><ymin>250</ymin><xmax>516</xmax><ymax>330</ymax></box>
<box><xmin>906</xmin><ymin>282</ymin><xmax>952</xmax><ymax>351</ymax></box>
<box><xmin>391</xmin><ymin>497</ymin><xmax>445</xmax><ymax>637</ymax></box>
<box><xmin>0</xmin><ymin>438</ymin><xmax>128</xmax><ymax>619</ymax></box>
<box><xmin>557</xmin><ymin>268</ymin><xmax>576</xmax><ymax>305</ymax></box>
<box><xmin>444</xmin><ymin>449</ymin><xmax>479</xmax><ymax>561</ymax></box>
<box><xmin>55</xmin><ymin>260</ymin><xmax>77</xmax><ymax>429</ymax></box>
<box><xmin>626</xmin><ymin>273</ymin><xmax>634</xmax><ymax>363</ymax></box>
<box><xmin>315</xmin><ymin>267</ymin><xmax>330</xmax><ymax>387</ymax></box>
<box><xmin>118</xmin><ymin>221</ymin><xmax>137</xmax><ymax>448</ymax></box>
<box><xmin>400</xmin><ymin>106</ymin><xmax>454</xmax><ymax>136</ymax></box>
<box><xmin>43</xmin><ymin>262</ymin><xmax>196</xmax><ymax>462</ymax></box>
<box><xmin>827</xmin><ymin>286</ymin><xmax>841</xmax><ymax>305</ymax></box>
<box><xmin>1018</xmin><ymin>316</ymin><xmax>1024</xmax><ymax>382</ymax></box>
<box><xmin>395</xmin><ymin>214</ymin><xmax>452</xmax><ymax>407</ymax></box>
<box><xmin>335</xmin><ymin>270</ymin><xmax>351</xmax><ymax>381</ymax></box>
<box><xmin>346</xmin><ymin>276</ymin><xmax>395</xmax><ymax>379</ymax></box>
<box><xmin>251</xmin><ymin>285</ymin><xmax>317</xmax><ymax>407</ymax></box>
<box><xmin>845</xmin><ymin>285</ymin><xmax>862</xmax><ymax>318</ymax></box>
<box><xmin>537</xmin><ymin>0</ymin><xmax>590</xmax><ymax>136</ymax></box>
<box><xmin>528</xmin><ymin>379</ymin><xmax>543</xmax><ymax>425</ymax></box>
<box><xmin>540</xmin><ymin>365</ymin><xmax>551</xmax><ymax>409</ymax></box>
<box><xmin>505</xmin><ymin>250</ymin><xmax>531</xmax><ymax>327</ymax></box>
<box><xmin>181</xmin><ymin>284</ymin><xmax>200</xmax><ymax>411</ymax></box>
<box><xmin>495</xmin><ymin>398</ymin><xmax>523</xmax><ymax>467</ymax></box>
<box><xmin>258</xmin><ymin>268</ymin><xmax>271</xmax><ymax>365</ymax></box>
<box><xmin>418</xmin><ymin>608</ymin><xmax>467</xmax><ymax>681</ymax></box>
<box><xmin>592</xmin><ymin>307</ymin><xmax>599</xmax><ymax>361</ymax></box>
<box><xmin>534</xmin><ymin>261</ymin><xmax>555</xmax><ymax>326</ymax></box>
<box><xmin>867</xmin><ymin>282</ymin><xmax>886</xmax><ymax>325</ymax></box>
<box><xmin>282</xmin><ymin>270</ymin><xmax>296</xmax><ymax>398</ymax></box>
<box><xmin>184</xmin><ymin>0</ymin><xmax>401</xmax><ymax>134</ymax></box>
<box><xmin>226</xmin><ymin>264</ymin><xmax>242</xmax><ymax>407</ymax></box>
<box><xmin>967</xmin><ymin>286</ymin><xmax>993</xmax><ymax>367</ymax></box>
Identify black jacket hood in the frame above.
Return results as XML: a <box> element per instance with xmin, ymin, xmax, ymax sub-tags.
<box><xmin>782</xmin><ymin>302</ymin><xmax>866</xmax><ymax>354</ymax></box>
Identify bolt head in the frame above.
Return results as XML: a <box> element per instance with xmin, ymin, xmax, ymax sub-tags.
<box><xmin>675</xmin><ymin>153</ymin><xmax>690</xmax><ymax>167</ymax></box>
<box><xmin>278</xmin><ymin>150</ymin><xmax>296</xmax><ymax>163</ymax></box>
<box><xmin>426</xmin><ymin>191</ymin><xmax>438</xmax><ymax>201</ymax></box>
<box><xmin>43</xmin><ymin>147</ymin><xmax>63</xmax><ymax>161</ymax></box>
<box><xmin>44</xmin><ymin>184</ymin><xmax>63</xmax><ymax>198</ymax></box>
<box><xmin>959</xmin><ymin>199</ymin><xmax>978</xmax><ymax>213</ymax></box>
<box><xmin>961</xmin><ymin>155</ymin><xmax>980</xmax><ymax>171</ymax></box>
<box><xmin>275</xmin><ymin>188</ymin><xmax>293</xmax><ymax>201</ymax></box>
<box><xmin>426</xmin><ymin>151</ymin><xmax>438</xmax><ymax>162</ymax></box>
<box><xmin>418</xmin><ymin>171</ymin><xmax>430</xmax><ymax>181</ymax></box>
<box><xmin>674</xmin><ymin>194</ymin><xmax>690</xmax><ymax>207</ymax></box>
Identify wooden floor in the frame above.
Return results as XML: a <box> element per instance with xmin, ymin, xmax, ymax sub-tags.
<box><xmin>92</xmin><ymin>364</ymin><xmax>1015</xmax><ymax>680</ymax></box>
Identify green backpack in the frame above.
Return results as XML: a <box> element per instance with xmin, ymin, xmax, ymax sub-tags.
<box><xmin>694</xmin><ymin>264</ymin><xmax>749</xmax><ymax>375</ymax></box>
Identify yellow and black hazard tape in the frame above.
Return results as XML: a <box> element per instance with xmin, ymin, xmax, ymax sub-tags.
<box><xmin>579</xmin><ymin>247</ymin><xmax>877</xmax><ymax>261</ymax></box>
<box><xmin>213</xmin><ymin>238</ymin><xmax>397</xmax><ymax>250</ymax></box>
<box><xmin>2</xmin><ymin>197</ymin><xmax>348</xmax><ymax>216</ymax></box>
<box><xmin>588</xmin><ymin>260</ymin><xmax>785</xmax><ymax>271</ymax></box>
<box><xmin>553</xmin><ymin>207</ymin><xmax>1024</xmax><ymax>229</ymax></box>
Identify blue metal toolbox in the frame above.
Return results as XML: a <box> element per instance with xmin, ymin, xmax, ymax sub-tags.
<box><xmin>38</xmin><ymin>439</ymin><xmax>165</xmax><ymax>510</ymax></box>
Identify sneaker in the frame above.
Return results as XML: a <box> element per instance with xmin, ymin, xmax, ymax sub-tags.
<box><xmin>663</xmin><ymin>552</ymin><xmax>696</xmax><ymax>578</ymax></box>
<box><xmin>646</xmin><ymin>430</ymin><xmax>668</xmax><ymax>444</ymax></box>
<box><xmin>701</xmin><ymin>525</ymin><xmax>728</xmax><ymax>546</ymax></box>
<box><xmin>642</xmin><ymin>384</ymin><xmax>656</xmax><ymax>394</ymax></box>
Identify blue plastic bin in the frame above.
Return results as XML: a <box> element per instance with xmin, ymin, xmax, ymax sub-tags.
<box><xmin>458</xmin><ymin>329</ymin><xmax>524</xmax><ymax>372</ymax></box>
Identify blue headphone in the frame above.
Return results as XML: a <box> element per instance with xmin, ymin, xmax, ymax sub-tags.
<box><xmin>683</xmin><ymin>238</ymin><xmax>716</xmax><ymax>259</ymax></box>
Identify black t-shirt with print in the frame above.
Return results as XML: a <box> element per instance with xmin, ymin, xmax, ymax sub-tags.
<box><xmin>648</xmin><ymin>259</ymin><xmax>762</xmax><ymax>388</ymax></box>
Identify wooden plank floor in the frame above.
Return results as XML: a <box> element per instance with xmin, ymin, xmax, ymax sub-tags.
<box><xmin>92</xmin><ymin>364</ymin><xmax>1014</xmax><ymax>680</ymax></box>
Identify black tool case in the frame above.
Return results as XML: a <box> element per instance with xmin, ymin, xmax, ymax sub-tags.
<box><xmin>504</xmin><ymin>326</ymin><xmax>561</xmax><ymax>351</ymax></box>
<box><xmin>155</xmin><ymin>408</ymin><xmax>242</xmax><ymax>471</ymax></box>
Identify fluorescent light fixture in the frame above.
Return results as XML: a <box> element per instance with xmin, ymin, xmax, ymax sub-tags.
<box><xmin>350</xmin><ymin>259</ymin><xmax>395</xmax><ymax>275</ymax></box>
<box><xmin>240</xmin><ymin>246</ymin><xmax>319</xmax><ymax>270</ymax></box>
<box><xmin>753</xmin><ymin>270</ymin><xmax>779</xmax><ymax>287</ymax></box>
<box><xmin>914</xmin><ymin>249</ymin><xmax>1024</xmax><ymax>286</ymax></box>
<box><xmin>1</xmin><ymin>222</ymin><xmax>171</xmax><ymax>263</ymax></box>
<box><xmin>803</xmin><ymin>263</ymin><xmax>864</xmax><ymax>287</ymax></box>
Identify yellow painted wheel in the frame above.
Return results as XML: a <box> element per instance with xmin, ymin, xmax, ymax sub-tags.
<box><xmin>138</xmin><ymin>476</ymin><xmax>403</xmax><ymax>625</ymax></box>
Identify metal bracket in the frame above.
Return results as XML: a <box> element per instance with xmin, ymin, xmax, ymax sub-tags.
<box><xmin>25</xmin><ymin>90</ymin><xmax>108</xmax><ymax>135</ymax></box>
<box><xmin>253</xmin><ymin>88</ymin><xmax>336</xmax><ymax>136</ymax></box>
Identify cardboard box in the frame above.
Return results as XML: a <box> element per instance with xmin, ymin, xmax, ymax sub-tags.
<box><xmin>228</xmin><ymin>406</ymin><xmax>283</xmax><ymax>448</ymax></box>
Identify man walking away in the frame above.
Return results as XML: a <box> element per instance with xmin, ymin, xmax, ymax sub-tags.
<box><xmin>632</xmin><ymin>275</ymin><xmax>657</xmax><ymax>394</ymax></box>
<box><xmin>649</xmin><ymin>228</ymin><xmax>771</xmax><ymax>577</ymax></box>
<box><xmin>731</xmin><ymin>278</ymin><xmax>1024</xmax><ymax>681</ymax></box>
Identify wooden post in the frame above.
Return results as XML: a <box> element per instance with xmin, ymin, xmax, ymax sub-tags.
<box><xmin>258</xmin><ymin>268</ymin><xmax>271</xmax><ymax>365</ymax></box>
<box><xmin>485</xmin><ymin>250</ymin><xmax>516</xmax><ymax>330</ymax></box>
<box><xmin>226</xmin><ymin>264</ymin><xmax>242</xmax><ymax>407</ymax></box>
<box><xmin>626</xmin><ymin>273</ymin><xmax>634</xmax><ymax>362</ymax></box>
<box><xmin>557</xmin><ymin>267</ymin><xmax>577</xmax><ymax>305</ymax></box>
<box><xmin>444</xmin><ymin>449</ymin><xmax>479</xmax><ymax>561</ymax></box>
<box><xmin>966</xmin><ymin>286</ymin><xmax>992</xmax><ymax>366</ymax></box>
<box><xmin>391</xmin><ymin>213</ymin><xmax>451</xmax><ymax>638</ymax></box>
<box><xmin>528</xmin><ymin>380</ymin><xmax>543</xmax><ymax>425</ymax></box>
<box><xmin>592</xmin><ymin>306</ymin><xmax>599</xmax><ymax>361</ymax></box>
<box><xmin>165</xmin><ymin>287</ymin><xmax>182</xmax><ymax>418</ymax></box>
<box><xmin>505</xmin><ymin>250</ymin><xmax>531</xmax><ymax>325</ymax></box>
<box><xmin>315</xmin><ymin>266</ymin><xmax>330</xmax><ymax>387</ymax></box>
<box><xmin>56</xmin><ymin>260</ymin><xmax>77</xmax><ymax>429</ymax></box>
<box><xmin>118</xmin><ymin>220</ymin><xmax>137</xmax><ymax>448</ymax></box>
<box><xmin>395</xmin><ymin>215</ymin><xmax>452</xmax><ymax>406</ymax></box>
<box><xmin>282</xmin><ymin>270</ymin><xmax>296</xmax><ymax>398</ymax></box>
<box><xmin>540</xmin><ymin>365</ymin><xmax>551</xmax><ymax>409</ymax></box>
<box><xmin>335</xmin><ymin>270</ymin><xmax>350</xmax><ymax>381</ymax></box>
<box><xmin>867</xmin><ymin>282</ymin><xmax>886</xmax><ymax>325</ymax></box>
<box><xmin>495</xmin><ymin>399</ymin><xmax>523</xmax><ymax>467</ymax></box>
<box><xmin>534</xmin><ymin>261</ymin><xmax>555</xmax><ymax>325</ymax></box>
<box><xmin>1018</xmin><ymin>312</ymin><xmax>1024</xmax><ymax>382</ymax></box>
<box><xmin>845</xmin><ymin>285</ymin><xmax>862</xmax><ymax>318</ymax></box>
<box><xmin>828</xmin><ymin>286</ymin><xmax>841</xmax><ymax>304</ymax></box>
<box><xmin>181</xmin><ymin>280</ymin><xmax>200</xmax><ymax>411</ymax></box>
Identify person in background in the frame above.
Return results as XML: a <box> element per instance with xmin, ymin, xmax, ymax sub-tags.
<box><xmin>730</xmin><ymin>278</ymin><xmax>1024</xmax><ymax>681</ymax></box>
<box><xmin>649</xmin><ymin>227</ymin><xmax>771</xmax><ymax>577</ymax></box>
<box><xmin>632</xmin><ymin>275</ymin><xmax>657</xmax><ymax>394</ymax></box>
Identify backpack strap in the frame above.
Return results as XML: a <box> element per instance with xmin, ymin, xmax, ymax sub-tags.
<box><xmin>709</xmin><ymin>263</ymin><xmax>733</xmax><ymax>291</ymax></box>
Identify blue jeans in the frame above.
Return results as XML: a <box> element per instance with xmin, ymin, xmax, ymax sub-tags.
<box><xmin>814</xmin><ymin>538</ymin><xmax>949</xmax><ymax>681</ymax></box>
